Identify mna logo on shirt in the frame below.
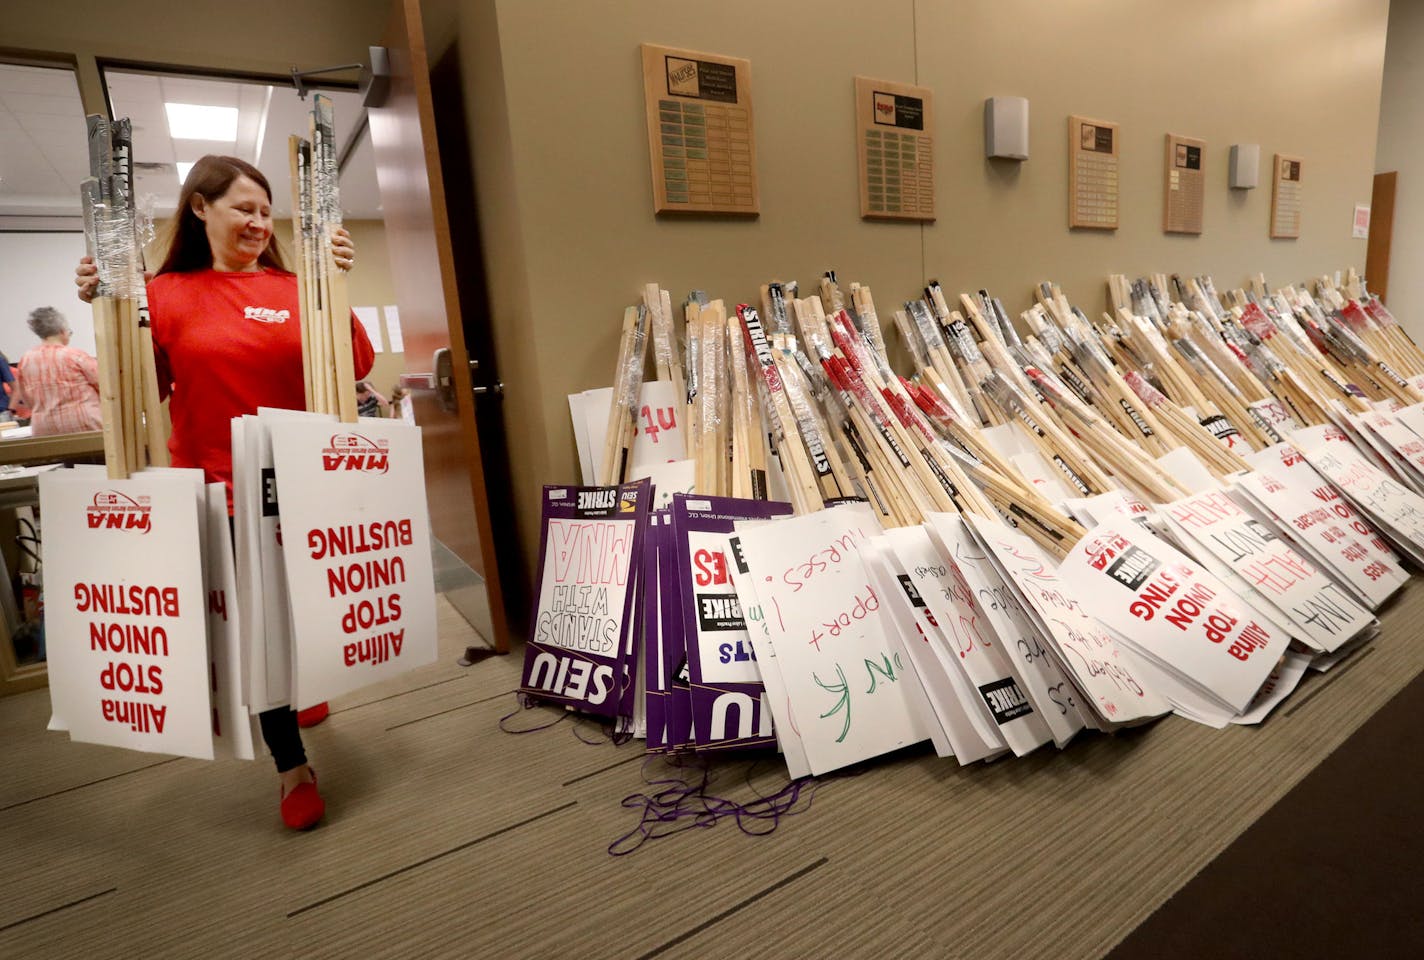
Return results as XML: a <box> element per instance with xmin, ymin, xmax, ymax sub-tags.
<box><xmin>244</xmin><ymin>306</ymin><xmax>290</xmax><ymax>324</ymax></box>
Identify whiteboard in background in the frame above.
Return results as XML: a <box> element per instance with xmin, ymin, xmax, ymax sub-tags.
<box><xmin>0</xmin><ymin>232</ymin><xmax>94</xmax><ymax>359</ymax></box>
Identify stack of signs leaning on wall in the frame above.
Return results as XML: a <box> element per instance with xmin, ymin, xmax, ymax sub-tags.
<box><xmin>267</xmin><ymin>412</ymin><xmax>438</xmax><ymax>709</ymax></box>
<box><xmin>730</xmin><ymin>502</ymin><xmax>930</xmax><ymax>776</ymax></box>
<box><xmin>1233</xmin><ymin>442</ymin><xmax>1407</xmax><ymax>611</ymax></box>
<box><xmin>40</xmin><ymin>467</ymin><xmax>216</xmax><ymax>759</ymax></box>
<box><xmin>520</xmin><ymin>480</ymin><xmax>651</xmax><ymax>719</ymax></box>
<box><xmin>670</xmin><ymin>493</ymin><xmax>792</xmax><ymax>752</ymax></box>
<box><xmin>1058</xmin><ymin>520</ymin><xmax>1292</xmax><ymax>724</ymax></box>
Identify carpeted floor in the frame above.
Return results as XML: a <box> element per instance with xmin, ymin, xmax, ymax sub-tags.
<box><xmin>2</xmin><ymin>584</ymin><xmax>1421</xmax><ymax>959</ymax></box>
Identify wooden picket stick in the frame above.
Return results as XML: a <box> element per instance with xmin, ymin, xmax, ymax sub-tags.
<box><xmin>738</xmin><ymin>305</ymin><xmax>822</xmax><ymax>512</ymax></box>
<box><xmin>288</xmin><ymin>135</ymin><xmax>313</xmax><ymax>411</ymax></box>
<box><xmin>598</xmin><ymin>306</ymin><xmax>647</xmax><ymax>486</ymax></box>
<box><xmin>91</xmin><ymin>294</ymin><xmax>127</xmax><ymax>479</ymax></box>
<box><xmin>683</xmin><ymin>295</ymin><xmax>702</xmax><ymax>465</ymax></box>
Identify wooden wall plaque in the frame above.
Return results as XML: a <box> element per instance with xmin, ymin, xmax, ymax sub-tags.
<box><xmin>1069</xmin><ymin>115</ymin><xmax>1119</xmax><ymax>229</ymax></box>
<box><xmin>855</xmin><ymin>76</ymin><xmax>935</xmax><ymax>221</ymax></box>
<box><xmin>1271</xmin><ymin>153</ymin><xmax>1303</xmax><ymax>239</ymax></box>
<box><xmin>1163</xmin><ymin>133</ymin><xmax>1205</xmax><ymax>234</ymax></box>
<box><xmin>641</xmin><ymin>43</ymin><xmax>758</xmax><ymax>215</ymax></box>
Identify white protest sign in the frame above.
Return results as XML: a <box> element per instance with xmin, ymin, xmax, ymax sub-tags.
<box><xmin>1355</xmin><ymin>408</ymin><xmax>1424</xmax><ymax>492</ymax></box>
<box><xmin>1294</xmin><ymin>424</ymin><xmax>1424</xmax><ymax>564</ymax></box>
<box><xmin>918</xmin><ymin>515</ymin><xmax>1085</xmax><ymax>748</ymax></box>
<box><xmin>1230</xmin><ymin>463</ymin><xmax>1406</xmax><ymax>612</ymax></box>
<box><xmin>965</xmin><ymin>515</ymin><xmax>1169</xmax><ymax>726</ymax></box>
<box><xmin>727</xmin><ymin>530</ymin><xmax>811</xmax><ymax>778</ymax></box>
<box><xmin>861</xmin><ymin>538</ymin><xmax>963</xmax><ymax>760</ymax></box>
<box><xmin>1230</xmin><ymin>651</ymin><xmax>1311</xmax><ymax>726</ymax></box>
<box><xmin>630</xmin><ymin>458</ymin><xmax>696</xmax><ymax>511</ymax></box>
<box><xmin>733</xmin><ymin>503</ymin><xmax>926</xmax><ymax>776</ymax></box>
<box><xmin>269</xmin><ymin>416</ymin><xmax>438</xmax><ymax>709</ymax></box>
<box><xmin>204</xmin><ymin>482</ymin><xmax>256</xmax><ymax>761</ymax></box>
<box><xmin>1155</xmin><ymin>447</ymin><xmax>1218</xmax><ymax>494</ymax></box>
<box><xmin>1246</xmin><ymin>397</ymin><xmax>1297</xmax><ymax>444</ymax></box>
<box><xmin>41</xmin><ymin>469</ymin><xmax>214</xmax><ymax>759</ymax></box>
<box><xmin>1161</xmin><ymin>489</ymin><xmax>1373</xmax><ymax>654</ymax></box>
<box><xmin>880</xmin><ymin>524</ymin><xmax>1052</xmax><ymax>757</ymax></box>
<box><xmin>1058</xmin><ymin>521</ymin><xmax>1290</xmax><ymax>714</ymax></box>
<box><xmin>576</xmin><ymin>381</ymin><xmax>687</xmax><ymax>482</ymax></box>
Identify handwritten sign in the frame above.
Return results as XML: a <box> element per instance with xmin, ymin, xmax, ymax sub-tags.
<box><xmin>1357</xmin><ymin>407</ymin><xmax>1424</xmax><ymax>493</ymax></box>
<box><xmin>672</xmin><ymin>495</ymin><xmax>792</xmax><ymax>751</ymax></box>
<box><xmin>269</xmin><ymin>415</ymin><xmax>439</xmax><ymax>709</ymax></box>
<box><xmin>41</xmin><ymin>469</ymin><xmax>214</xmax><ymax>759</ymax></box>
<box><xmin>1058</xmin><ymin>520</ymin><xmax>1290</xmax><ymax>714</ymax></box>
<box><xmin>1294</xmin><ymin>424</ymin><xmax>1424</xmax><ymax>565</ymax></box>
<box><xmin>1235</xmin><ymin>444</ymin><xmax>1405</xmax><ymax>610</ymax></box>
<box><xmin>1162</xmin><ymin>488</ymin><xmax>1373</xmax><ymax>653</ymax></box>
<box><xmin>917</xmin><ymin>515</ymin><xmax>1085</xmax><ymax>748</ymax></box>
<box><xmin>861</xmin><ymin>536</ymin><xmax>982</xmax><ymax>761</ymax></box>
<box><xmin>733</xmin><ymin>503</ymin><xmax>926</xmax><ymax>775</ymax></box>
<box><xmin>727</xmin><ymin>529</ymin><xmax>811</xmax><ymax>777</ymax></box>
<box><xmin>965</xmin><ymin>515</ymin><xmax>1169</xmax><ymax>726</ymax></box>
<box><xmin>882</xmin><ymin>524</ymin><xmax>1054</xmax><ymax>756</ymax></box>
<box><xmin>521</xmin><ymin>481</ymin><xmax>650</xmax><ymax>716</ymax></box>
<box><xmin>571</xmin><ymin>381</ymin><xmax>687</xmax><ymax>484</ymax></box>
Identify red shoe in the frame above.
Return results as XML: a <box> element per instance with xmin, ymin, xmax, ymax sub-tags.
<box><xmin>297</xmin><ymin>702</ymin><xmax>330</xmax><ymax>728</ymax></box>
<box><xmin>280</xmin><ymin>769</ymin><xmax>325</xmax><ymax>831</ymax></box>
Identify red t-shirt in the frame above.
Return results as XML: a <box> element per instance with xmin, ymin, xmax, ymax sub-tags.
<box><xmin>147</xmin><ymin>268</ymin><xmax>375</xmax><ymax>496</ymax></box>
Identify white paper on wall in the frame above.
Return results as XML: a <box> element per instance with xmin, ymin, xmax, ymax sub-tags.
<box><xmin>352</xmin><ymin>306</ymin><xmax>385</xmax><ymax>353</ymax></box>
<box><xmin>382</xmin><ymin>305</ymin><xmax>404</xmax><ymax>352</ymax></box>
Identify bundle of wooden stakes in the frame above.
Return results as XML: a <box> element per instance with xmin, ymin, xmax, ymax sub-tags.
<box><xmin>288</xmin><ymin>94</ymin><xmax>357</xmax><ymax>424</ymax></box>
<box><xmin>81</xmin><ymin>114</ymin><xmax>169</xmax><ymax>479</ymax></box>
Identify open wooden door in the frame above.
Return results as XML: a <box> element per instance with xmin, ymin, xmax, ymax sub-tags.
<box><xmin>367</xmin><ymin>0</ymin><xmax>509</xmax><ymax>652</ymax></box>
<box><xmin>1367</xmin><ymin>171</ymin><xmax>1396</xmax><ymax>303</ymax></box>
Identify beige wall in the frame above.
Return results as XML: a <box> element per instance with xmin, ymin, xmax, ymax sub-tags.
<box><xmin>1376</xmin><ymin>0</ymin><xmax>1424</xmax><ymax>336</ymax></box>
<box><xmin>444</xmin><ymin>0</ymin><xmax>1389</xmax><ymax>593</ymax></box>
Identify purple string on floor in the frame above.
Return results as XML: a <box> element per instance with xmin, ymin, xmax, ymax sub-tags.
<box><xmin>498</xmin><ymin>694</ymin><xmax>569</xmax><ymax>734</ymax></box>
<box><xmin>607</xmin><ymin>754</ymin><xmax>826</xmax><ymax>856</ymax></box>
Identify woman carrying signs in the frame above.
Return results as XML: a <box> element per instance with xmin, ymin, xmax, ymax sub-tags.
<box><xmin>77</xmin><ymin>155</ymin><xmax>374</xmax><ymax>830</ymax></box>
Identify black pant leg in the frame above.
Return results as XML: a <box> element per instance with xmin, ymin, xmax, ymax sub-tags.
<box><xmin>258</xmin><ymin>707</ymin><xmax>308</xmax><ymax>773</ymax></box>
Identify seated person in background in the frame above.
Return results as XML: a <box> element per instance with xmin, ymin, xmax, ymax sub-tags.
<box><xmin>0</xmin><ymin>348</ymin><xmax>14</xmax><ymax>421</ymax></box>
<box><xmin>356</xmin><ymin>380</ymin><xmax>390</xmax><ymax>419</ymax></box>
<box><xmin>13</xmin><ymin>307</ymin><xmax>103</xmax><ymax>436</ymax></box>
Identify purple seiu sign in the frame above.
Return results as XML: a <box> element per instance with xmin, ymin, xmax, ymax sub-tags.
<box><xmin>672</xmin><ymin>494</ymin><xmax>793</xmax><ymax>752</ymax></box>
<box><xmin>519</xmin><ymin>480</ymin><xmax>650</xmax><ymax>717</ymax></box>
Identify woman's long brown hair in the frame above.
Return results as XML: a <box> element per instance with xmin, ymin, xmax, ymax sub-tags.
<box><xmin>155</xmin><ymin>155</ymin><xmax>288</xmax><ymax>276</ymax></box>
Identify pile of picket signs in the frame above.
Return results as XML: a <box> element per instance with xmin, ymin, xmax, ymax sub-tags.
<box><xmin>523</xmin><ymin>268</ymin><xmax>1424</xmax><ymax>779</ymax></box>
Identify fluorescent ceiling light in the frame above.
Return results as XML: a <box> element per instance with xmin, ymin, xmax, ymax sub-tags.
<box><xmin>165</xmin><ymin>102</ymin><xmax>237</xmax><ymax>141</ymax></box>
<box><xmin>176</xmin><ymin>161</ymin><xmax>195</xmax><ymax>182</ymax></box>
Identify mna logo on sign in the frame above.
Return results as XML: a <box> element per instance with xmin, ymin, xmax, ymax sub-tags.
<box><xmin>322</xmin><ymin>433</ymin><xmax>391</xmax><ymax>474</ymax></box>
<box><xmin>243</xmin><ymin>306</ymin><xmax>290</xmax><ymax>324</ymax></box>
<box><xmin>86</xmin><ymin>490</ymin><xmax>153</xmax><ymax>534</ymax></box>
